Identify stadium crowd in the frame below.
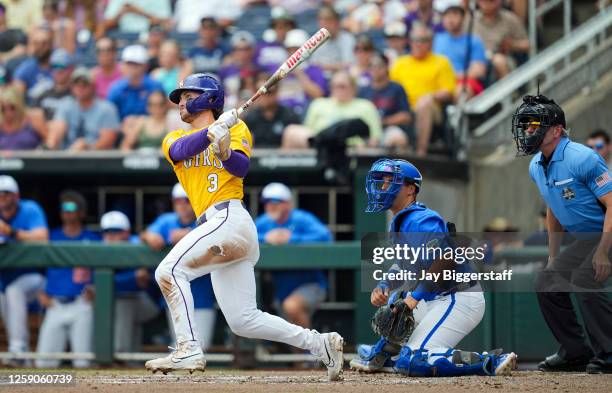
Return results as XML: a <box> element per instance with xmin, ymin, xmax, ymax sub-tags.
<box><xmin>0</xmin><ymin>0</ymin><xmax>533</xmax><ymax>157</ymax></box>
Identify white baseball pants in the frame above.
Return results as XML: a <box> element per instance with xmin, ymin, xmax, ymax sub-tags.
<box><xmin>407</xmin><ymin>290</ymin><xmax>486</xmax><ymax>351</ymax></box>
<box><xmin>155</xmin><ymin>199</ymin><xmax>325</xmax><ymax>355</ymax></box>
<box><xmin>114</xmin><ymin>292</ymin><xmax>160</xmax><ymax>352</ymax></box>
<box><xmin>35</xmin><ymin>296</ymin><xmax>92</xmax><ymax>368</ymax></box>
<box><xmin>166</xmin><ymin>308</ymin><xmax>216</xmax><ymax>351</ymax></box>
<box><xmin>0</xmin><ymin>273</ymin><xmax>45</xmax><ymax>353</ymax></box>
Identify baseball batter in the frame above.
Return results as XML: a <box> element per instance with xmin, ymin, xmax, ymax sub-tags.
<box><xmin>145</xmin><ymin>73</ymin><xmax>344</xmax><ymax>380</ymax></box>
<box><xmin>350</xmin><ymin>159</ymin><xmax>517</xmax><ymax>376</ymax></box>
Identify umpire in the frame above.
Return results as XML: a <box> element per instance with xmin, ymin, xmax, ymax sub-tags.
<box><xmin>513</xmin><ymin>94</ymin><xmax>612</xmax><ymax>373</ymax></box>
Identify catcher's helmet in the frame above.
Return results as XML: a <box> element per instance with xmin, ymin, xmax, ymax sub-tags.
<box><xmin>169</xmin><ymin>73</ymin><xmax>224</xmax><ymax>110</ymax></box>
<box><xmin>512</xmin><ymin>94</ymin><xmax>566</xmax><ymax>156</ymax></box>
<box><xmin>365</xmin><ymin>158</ymin><xmax>422</xmax><ymax>213</ymax></box>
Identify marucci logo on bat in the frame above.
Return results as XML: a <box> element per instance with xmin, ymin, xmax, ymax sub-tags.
<box><xmin>284</xmin><ymin>30</ymin><xmax>327</xmax><ymax>69</ymax></box>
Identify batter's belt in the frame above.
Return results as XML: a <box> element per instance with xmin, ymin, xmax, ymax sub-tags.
<box><xmin>196</xmin><ymin>199</ymin><xmax>246</xmax><ymax>226</ymax></box>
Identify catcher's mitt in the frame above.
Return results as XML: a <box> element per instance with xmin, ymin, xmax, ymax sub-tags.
<box><xmin>371</xmin><ymin>298</ymin><xmax>415</xmax><ymax>343</ymax></box>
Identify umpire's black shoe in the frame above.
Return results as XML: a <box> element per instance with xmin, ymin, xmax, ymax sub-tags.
<box><xmin>586</xmin><ymin>355</ymin><xmax>612</xmax><ymax>374</ymax></box>
<box><xmin>538</xmin><ymin>353</ymin><xmax>591</xmax><ymax>372</ymax></box>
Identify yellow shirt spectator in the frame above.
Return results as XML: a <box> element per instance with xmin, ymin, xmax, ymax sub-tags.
<box><xmin>390</xmin><ymin>53</ymin><xmax>456</xmax><ymax>108</ymax></box>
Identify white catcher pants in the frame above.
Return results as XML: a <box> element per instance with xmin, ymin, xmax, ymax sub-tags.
<box><xmin>407</xmin><ymin>290</ymin><xmax>486</xmax><ymax>351</ymax></box>
<box><xmin>155</xmin><ymin>199</ymin><xmax>325</xmax><ymax>355</ymax></box>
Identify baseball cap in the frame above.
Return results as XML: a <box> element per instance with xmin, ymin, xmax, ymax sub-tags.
<box><xmin>100</xmin><ymin>211</ymin><xmax>131</xmax><ymax>232</ymax></box>
<box><xmin>121</xmin><ymin>44</ymin><xmax>148</xmax><ymax>64</ymax></box>
<box><xmin>71</xmin><ymin>67</ymin><xmax>93</xmax><ymax>83</ymax></box>
<box><xmin>384</xmin><ymin>22</ymin><xmax>407</xmax><ymax>38</ymax></box>
<box><xmin>284</xmin><ymin>29</ymin><xmax>309</xmax><ymax>48</ymax></box>
<box><xmin>270</xmin><ymin>7</ymin><xmax>295</xmax><ymax>27</ymax></box>
<box><xmin>0</xmin><ymin>175</ymin><xmax>18</xmax><ymax>193</ymax></box>
<box><xmin>230</xmin><ymin>31</ymin><xmax>255</xmax><ymax>48</ymax></box>
<box><xmin>171</xmin><ymin>183</ymin><xmax>188</xmax><ymax>199</ymax></box>
<box><xmin>50</xmin><ymin>48</ymin><xmax>75</xmax><ymax>69</ymax></box>
<box><xmin>261</xmin><ymin>182</ymin><xmax>291</xmax><ymax>203</ymax></box>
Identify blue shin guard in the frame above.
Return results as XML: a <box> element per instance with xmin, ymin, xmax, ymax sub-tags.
<box><xmin>395</xmin><ymin>347</ymin><xmax>504</xmax><ymax>377</ymax></box>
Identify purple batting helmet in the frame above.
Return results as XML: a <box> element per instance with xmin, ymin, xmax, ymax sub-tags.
<box><xmin>169</xmin><ymin>73</ymin><xmax>224</xmax><ymax>111</ymax></box>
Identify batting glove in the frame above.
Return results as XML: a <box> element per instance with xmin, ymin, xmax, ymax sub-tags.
<box><xmin>208</xmin><ymin>122</ymin><xmax>231</xmax><ymax>160</ymax></box>
<box><xmin>217</xmin><ymin>109</ymin><xmax>239</xmax><ymax>129</ymax></box>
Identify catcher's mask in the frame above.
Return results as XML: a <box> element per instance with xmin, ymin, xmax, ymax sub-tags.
<box><xmin>365</xmin><ymin>158</ymin><xmax>422</xmax><ymax>213</ymax></box>
<box><xmin>512</xmin><ymin>94</ymin><xmax>566</xmax><ymax>156</ymax></box>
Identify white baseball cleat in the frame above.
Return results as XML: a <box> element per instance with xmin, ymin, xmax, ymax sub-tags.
<box><xmin>494</xmin><ymin>352</ymin><xmax>518</xmax><ymax>376</ymax></box>
<box><xmin>145</xmin><ymin>342</ymin><xmax>206</xmax><ymax>375</ymax></box>
<box><xmin>318</xmin><ymin>332</ymin><xmax>344</xmax><ymax>381</ymax></box>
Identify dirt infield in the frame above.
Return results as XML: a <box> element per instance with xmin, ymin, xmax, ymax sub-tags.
<box><xmin>2</xmin><ymin>369</ymin><xmax>611</xmax><ymax>393</ymax></box>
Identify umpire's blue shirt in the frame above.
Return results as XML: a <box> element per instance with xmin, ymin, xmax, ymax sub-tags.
<box><xmin>529</xmin><ymin>137</ymin><xmax>612</xmax><ymax>232</ymax></box>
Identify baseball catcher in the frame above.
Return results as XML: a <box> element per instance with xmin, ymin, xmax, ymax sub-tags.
<box><xmin>350</xmin><ymin>158</ymin><xmax>517</xmax><ymax>377</ymax></box>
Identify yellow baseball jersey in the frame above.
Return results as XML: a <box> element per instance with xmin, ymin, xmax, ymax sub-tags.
<box><xmin>162</xmin><ymin>120</ymin><xmax>253</xmax><ymax>217</ymax></box>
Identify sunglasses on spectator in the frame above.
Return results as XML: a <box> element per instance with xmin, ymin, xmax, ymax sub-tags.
<box><xmin>0</xmin><ymin>191</ymin><xmax>13</xmax><ymax>197</ymax></box>
<box><xmin>96</xmin><ymin>47</ymin><xmax>115</xmax><ymax>53</ymax></box>
<box><xmin>589</xmin><ymin>141</ymin><xmax>606</xmax><ymax>151</ymax></box>
<box><xmin>355</xmin><ymin>46</ymin><xmax>373</xmax><ymax>52</ymax></box>
<box><xmin>1</xmin><ymin>104</ymin><xmax>15</xmax><ymax>112</ymax></box>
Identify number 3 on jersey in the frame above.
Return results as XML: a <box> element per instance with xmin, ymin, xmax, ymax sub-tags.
<box><xmin>207</xmin><ymin>173</ymin><xmax>218</xmax><ymax>192</ymax></box>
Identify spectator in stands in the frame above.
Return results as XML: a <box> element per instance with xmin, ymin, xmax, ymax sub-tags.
<box><xmin>0</xmin><ymin>175</ymin><xmax>48</xmax><ymax>366</ymax></box>
<box><xmin>101</xmin><ymin>0</ymin><xmax>171</xmax><ymax>35</ymax></box>
<box><xmin>219</xmin><ymin>30</ymin><xmax>258</xmax><ymax>110</ymax></box>
<box><xmin>0</xmin><ymin>3</ymin><xmax>28</xmax><ymax>67</ymax></box>
<box><xmin>187</xmin><ymin>17</ymin><xmax>229</xmax><ymax>75</ymax></box>
<box><xmin>32</xmin><ymin>48</ymin><xmax>75</xmax><ymax>121</ymax></box>
<box><xmin>0</xmin><ymin>0</ymin><xmax>43</xmax><ymax>32</ymax></box>
<box><xmin>119</xmin><ymin>90</ymin><xmax>169</xmax><ymax>151</ymax></box>
<box><xmin>0</xmin><ymin>87</ymin><xmax>45</xmax><ymax>150</ymax></box>
<box><xmin>255</xmin><ymin>182</ymin><xmax>331</xmax><ymax>331</ymax></box>
<box><xmin>47</xmin><ymin>67</ymin><xmax>120</xmax><ymax>150</ymax></box>
<box><xmin>244</xmin><ymin>72</ymin><xmax>301</xmax><ymax>148</ymax></box>
<box><xmin>174</xmin><ymin>0</ymin><xmax>242</xmax><ymax>32</ymax></box>
<box><xmin>359</xmin><ymin>53</ymin><xmax>412</xmax><ymax>149</ymax></box>
<box><xmin>12</xmin><ymin>27</ymin><xmax>53</xmax><ymax>105</ymax></box>
<box><xmin>100</xmin><ymin>210</ymin><xmax>159</xmax><ymax>353</ymax></box>
<box><xmin>254</xmin><ymin>7</ymin><xmax>294</xmax><ymax>74</ymax></box>
<box><xmin>152</xmin><ymin>40</ymin><xmax>191</xmax><ymax>96</ymax></box>
<box><xmin>35</xmin><ymin>190</ymin><xmax>99</xmax><ymax>368</ymax></box>
<box><xmin>383</xmin><ymin>21</ymin><xmax>409</xmax><ymax>64</ymax></box>
<box><xmin>473</xmin><ymin>0</ymin><xmax>529</xmax><ymax>79</ymax></box>
<box><xmin>277</xmin><ymin>29</ymin><xmax>326</xmax><ymax>118</ymax></box>
<box><xmin>38</xmin><ymin>0</ymin><xmax>76</xmax><ymax>53</ymax></box>
<box><xmin>92</xmin><ymin>37</ymin><xmax>121</xmax><ymax>99</ymax></box>
<box><xmin>143</xmin><ymin>24</ymin><xmax>166</xmax><ymax>73</ymax></box>
<box><xmin>141</xmin><ymin>183</ymin><xmax>216</xmax><ymax>351</ymax></box>
<box><xmin>344</xmin><ymin>0</ymin><xmax>407</xmax><ymax>34</ymax></box>
<box><xmin>433</xmin><ymin>4</ymin><xmax>487</xmax><ymax>98</ymax></box>
<box><xmin>350</xmin><ymin>34</ymin><xmax>374</xmax><ymax>89</ymax></box>
<box><xmin>107</xmin><ymin>44</ymin><xmax>164</xmax><ymax>120</ymax></box>
<box><xmin>300</xmin><ymin>70</ymin><xmax>382</xmax><ymax>147</ymax></box>
<box><xmin>310</xmin><ymin>6</ymin><xmax>356</xmax><ymax>74</ymax></box>
<box><xmin>390</xmin><ymin>23</ymin><xmax>456</xmax><ymax>156</ymax></box>
<box><xmin>586</xmin><ymin>129</ymin><xmax>611</xmax><ymax>166</ymax></box>
<box><xmin>61</xmin><ymin>0</ymin><xmax>106</xmax><ymax>38</ymax></box>
<box><xmin>404</xmin><ymin>0</ymin><xmax>444</xmax><ymax>34</ymax></box>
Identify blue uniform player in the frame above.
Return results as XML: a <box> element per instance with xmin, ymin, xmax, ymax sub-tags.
<box><xmin>512</xmin><ymin>94</ymin><xmax>612</xmax><ymax>373</ymax></box>
<box><xmin>100</xmin><ymin>211</ymin><xmax>160</xmax><ymax>353</ymax></box>
<box><xmin>255</xmin><ymin>182</ymin><xmax>331</xmax><ymax>330</ymax></box>
<box><xmin>0</xmin><ymin>175</ymin><xmax>49</xmax><ymax>365</ymax></box>
<box><xmin>36</xmin><ymin>191</ymin><xmax>100</xmax><ymax>368</ymax></box>
<box><xmin>142</xmin><ymin>183</ymin><xmax>216</xmax><ymax>351</ymax></box>
<box><xmin>350</xmin><ymin>159</ymin><xmax>517</xmax><ymax>376</ymax></box>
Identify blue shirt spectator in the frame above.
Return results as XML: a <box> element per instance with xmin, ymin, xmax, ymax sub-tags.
<box><xmin>187</xmin><ymin>17</ymin><xmax>229</xmax><ymax>74</ymax></box>
<box><xmin>255</xmin><ymin>183</ymin><xmax>331</xmax><ymax>327</ymax></box>
<box><xmin>12</xmin><ymin>28</ymin><xmax>54</xmax><ymax>104</ymax></box>
<box><xmin>107</xmin><ymin>45</ymin><xmax>164</xmax><ymax>120</ymax></box>
<box><xmin>433</xmin><ymin>32</ymin><xmax>487</xmax><ymax>76</ymax></box>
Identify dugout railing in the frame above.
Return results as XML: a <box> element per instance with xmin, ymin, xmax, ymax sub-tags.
<box><xmin>0</xmin><ymin>244</ymin><xmax>570</xmax><ymax>365</ymax></box>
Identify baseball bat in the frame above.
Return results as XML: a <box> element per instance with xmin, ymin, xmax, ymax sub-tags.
<box><xmin>236</xmin><ymin>28</ymin><xmax>331</xmax><ymax>116</ymax></box>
